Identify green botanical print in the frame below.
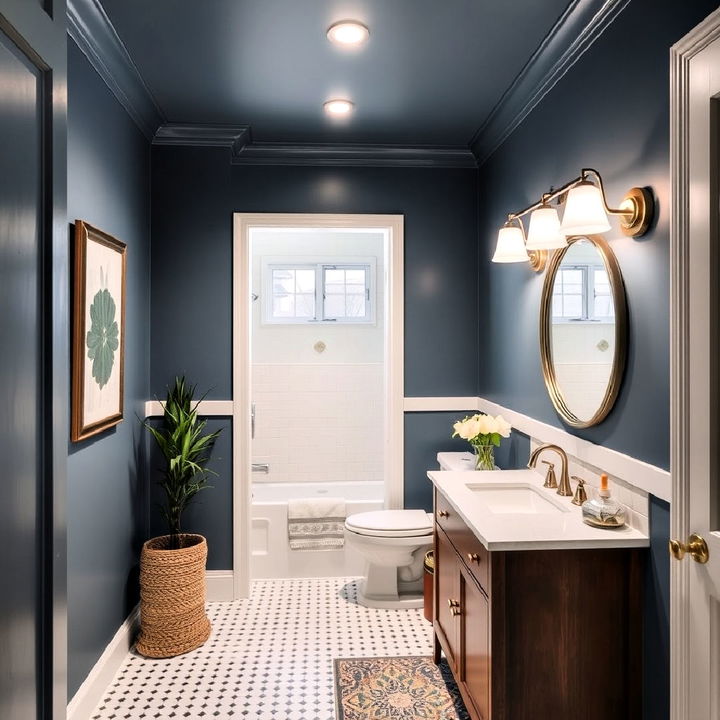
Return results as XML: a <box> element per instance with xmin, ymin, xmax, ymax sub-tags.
<box><xmin>86</xmin><ymin>288</ymin><xmax>119</xmax><ymax>389</ymax></box>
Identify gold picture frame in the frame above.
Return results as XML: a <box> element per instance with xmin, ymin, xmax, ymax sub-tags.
<box><xmin>71</xmin><ymin>220</ymin><xmax>126</xmax><ymax>442</ymax></box>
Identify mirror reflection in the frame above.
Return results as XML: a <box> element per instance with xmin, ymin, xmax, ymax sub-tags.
<box><xmin>550</xmin><ymin>238</ymin><xmax>616</xmax><ymax>424</ymax></box>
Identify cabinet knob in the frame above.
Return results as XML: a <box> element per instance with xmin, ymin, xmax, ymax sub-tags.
<box><xmin>448</xmin><ymin>598</ymin><xmax>461</xmax><ymax>616</ymax></box>
<box><xmin>447</xmin><ymin>598</ymin><xmax>459</xmax><ymax>608</ymax></box>
<box><xmin>438</xmin><ymin>510</ymin><xmax>449</xmax><ymax>518</ymax></box>
<box><xmin>669</xmin><ymin>533</ymin><xmax>709</xmax><ymax>563</ymax></box>
<box><xmin>467</xmin><ymin>552</ymin><xmax>481</xmax><ymax>564</ymax></box>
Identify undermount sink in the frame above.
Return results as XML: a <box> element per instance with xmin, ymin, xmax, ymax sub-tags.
<box><xmin>465</xmin><ymin>483</ymin><xmax>569</xmax><ymax>515</ymax></box>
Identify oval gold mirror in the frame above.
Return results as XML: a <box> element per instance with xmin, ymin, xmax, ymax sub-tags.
<box><xmin>539</xmin><ymin>235</ymin><xmax>627</xmax><ymax>428</ymax></box>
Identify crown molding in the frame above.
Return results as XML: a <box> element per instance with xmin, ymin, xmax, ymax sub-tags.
<box><xmin>152</xmin><ymin>124</ymin><xmax>477</xmax><ymax>168</ymax></box>
<box><xmin>67</xmin><ymin>0</ymin><xmax>165</xmax><ymax>139</ymax></box>
<box><xmin>470</xmin><ymin>0</ymin><xmax>631</xmax><ymax>166</ymax></box>
<box><xmin>232</xmin><ymin>142</ymin><xmax>477</xmax><ymax>168</ymax></box>
<box><xmin>153</xmin><ymin>123</ymin><xmax>252</xmax><ymax>154</ymax></box>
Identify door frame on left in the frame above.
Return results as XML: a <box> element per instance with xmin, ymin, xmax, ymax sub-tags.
<box><xmin>0</xmin><ymin>1</ymin><xmax>68</xmax><ymax>718</ymax></box>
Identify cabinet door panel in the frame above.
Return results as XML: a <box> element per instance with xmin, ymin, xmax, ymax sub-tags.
<box><xmin>435</xmin><ymin>527</ymin><xmax>460</xmax><ymax>671</ymax></box>
<box><xmin>460</xmin><ymin>566</ymin><xmax>490</xmax><ymax>720</ymax></box>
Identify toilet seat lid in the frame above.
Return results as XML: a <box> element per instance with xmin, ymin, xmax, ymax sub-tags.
<box><xmin>345</xmin><ymin>510</ymin><xmax>433</xmax><ymax>538</ymax></box>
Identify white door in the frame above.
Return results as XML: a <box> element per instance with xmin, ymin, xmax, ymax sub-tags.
<box><xmin>671</xmin><ymin>10</ymin><xmax>720</xmax><ymax>720</ymax></box>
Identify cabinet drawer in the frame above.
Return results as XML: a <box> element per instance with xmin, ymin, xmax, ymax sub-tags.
<box><xmin>435</xmin><ymin>491</ymin><xmax>489</xmax><ymax>593</ymax></box>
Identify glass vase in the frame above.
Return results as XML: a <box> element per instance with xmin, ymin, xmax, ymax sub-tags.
<box><xmin>473</xmin><ymin>444</ymin><xmax>495</xmax><ymax>471</ymax></box>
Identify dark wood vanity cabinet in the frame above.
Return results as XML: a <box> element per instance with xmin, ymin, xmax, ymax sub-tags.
<box><xmin>433</xmin><ymin>489</ymin><xmax>643</xmax><ymax>720</ymax></box>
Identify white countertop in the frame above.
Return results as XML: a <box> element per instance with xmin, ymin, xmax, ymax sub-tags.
<box><xmin>427</xmin><ymin>468</ymin><xmax>650</xmax><ymax>551</ymax></box>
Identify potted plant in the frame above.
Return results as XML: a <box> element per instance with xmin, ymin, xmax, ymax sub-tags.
<box><xmin>136</xmin><ymin>377</ymin><xmax>222</xmax><ymax>658</ymax></box>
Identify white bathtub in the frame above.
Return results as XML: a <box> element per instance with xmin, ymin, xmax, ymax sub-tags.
<box><xmin>250</xmin><ymin>481</ymin><xmax>384</xmax><ymax>579</ymax></box>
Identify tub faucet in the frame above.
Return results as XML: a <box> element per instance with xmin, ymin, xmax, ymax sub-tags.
<box><xmin>528</xmin><ymin>444</ymin><xmax>572</xmax><ymax>497</ymax></box>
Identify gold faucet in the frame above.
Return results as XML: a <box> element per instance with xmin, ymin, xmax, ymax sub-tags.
<box><xmin>528</xmin><ymin>444</ymin><xmax>572</xmax><ymax>496</ymax></box>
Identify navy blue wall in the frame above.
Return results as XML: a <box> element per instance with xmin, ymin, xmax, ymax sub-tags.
<box><xmin>150</xmin><ymin>151</ymin><xmax>479</xmax><ymax>564</ymax></box>
<box><xmin>477</xmin><ymin>1</ymin><xmax>717</xmax><ymax>717</ymax></box>
<box><xmin>67</xmin><ymin>40</ymin><xmax>151</xmax><ymax>697</ymax></box>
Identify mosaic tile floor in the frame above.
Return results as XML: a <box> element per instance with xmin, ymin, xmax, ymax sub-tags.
<box><xmin>91</xmin><ymin>577</ymin><xmax>434</xmax><ymax>719</ymax></box>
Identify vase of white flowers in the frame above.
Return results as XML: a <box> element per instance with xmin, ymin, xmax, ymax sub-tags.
<box><xmin>452</xmin><ymin>413</ymin><xmax>512</xmax><ymax>471</ymax></box>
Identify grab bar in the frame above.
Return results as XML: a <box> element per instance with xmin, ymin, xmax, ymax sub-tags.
<box><xmin>252</xmin><ymin>463</ymin><xmax>269</xmax><ymax>474</ymax></box>
<box><xmin>251</xmin><ymin>402</ymin><xmax>256</xmax><ymax>439</ymax></box>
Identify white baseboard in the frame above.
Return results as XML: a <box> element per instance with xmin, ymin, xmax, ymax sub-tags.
<box><xmin>206</xmin><ymin>570</ymin><xmax>234</xmax><ymax>601</ymax></box>
<box><xmin>67</xmin><ymin>605</ymin><xmax>140</xmax><ymax>720</ymax></box>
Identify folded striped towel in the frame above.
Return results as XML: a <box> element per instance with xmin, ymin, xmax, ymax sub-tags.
<box><xmin>288</xmin><ymin>497</ymin><xmax>346</xmax><ymax>551</ymax></box>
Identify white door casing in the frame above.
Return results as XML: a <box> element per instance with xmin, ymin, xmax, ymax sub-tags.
<box><xmin>671</xmin><ymin>9</ymin><xmax>720</xmax><ymax>720</ymax></box>
<box><xmin>232</xmin><ymin>213</ymin><xmax>405</xmax><ymax>599</ymax></box>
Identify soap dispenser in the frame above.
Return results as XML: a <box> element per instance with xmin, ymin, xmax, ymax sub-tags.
<box><xmin>581</xmin><ymin>474</ymin><xmax>626</xmax><ymax>528</ymax></box>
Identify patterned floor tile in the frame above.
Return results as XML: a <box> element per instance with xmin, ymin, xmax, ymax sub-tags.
<box><xmin>90</xmin><ymin>577</ymin><xmax>433</xmax><ymax>720</ymax></box>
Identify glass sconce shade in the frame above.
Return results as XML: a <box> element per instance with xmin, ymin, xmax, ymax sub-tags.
<box><xmin>560</xmin><ymin>181</ymin><xmax>611</xmax><ymax>235</ymax></box>
<box><xmin>526</xmin><ymin>205</ymin><xmax>567</xmax><ymax>250</ymax></box>
<box><xmin>492</xmin><ymin>224</ymin><xmax>529</xmax><ymax>263</ymax></box>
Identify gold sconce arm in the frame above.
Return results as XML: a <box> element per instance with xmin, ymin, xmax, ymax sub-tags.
<box><xmin>581</xmin><ymin>168</ymin><xmax>653</xmax><ymax>237</ymax></box>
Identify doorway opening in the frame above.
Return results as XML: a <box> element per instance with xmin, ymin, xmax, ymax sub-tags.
<box><xmin>232</xmin><ymin>214</ymin><xmax>404</xmax><ymax>597</ymax></box>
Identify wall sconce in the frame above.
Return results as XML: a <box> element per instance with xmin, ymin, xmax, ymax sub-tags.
<box><xmin>491</xmin><ymin>168</ymin><xmax>654</xmax><ymax>271</ymax></box>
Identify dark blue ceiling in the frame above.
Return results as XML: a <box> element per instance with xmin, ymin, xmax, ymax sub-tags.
<box><xmin>100</xmin><ymin>0</ymin><xmax>573</xmax><ymax>146</ymax></box>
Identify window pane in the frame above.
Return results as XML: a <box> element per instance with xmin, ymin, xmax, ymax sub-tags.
<box><xmin>565</xmin><ymin>282</ymin><xmax>583</xmax><ymax>295</ymax></box>
<box><xmin>295</xmin><ymin>270</ymin><xmax>315</xmax><ymax>293</ymax></box>
<box><xmin>552</xmin><ymin>296</ymin><xmax>562</xmax><ymax>316</ymax></box>
<box><xmin>325</xmin><ymin>269</ymin><xmax>345</xmax><ymax>284</ymax></box>
<box><xmin>324</xmin><ymin>283</ymin><xmax>345</xmax><ymax>295</ymax></box>
<box><xmin>594</xmin><ymin>296</ymin><xmax>614</xmax><ymax>317</ymax></box>
<box><xmin>272</xmin><ymin>269</ymin><xmax>295</xmax><ymax>294</ymax></box>
<box><xmin>346</xmin><ymin>294</ymin><xmax>366</xmax><ymax>317</ymax></box>
<box><xmin>295</xmin><ymin>293</ymin><xmax>315</xmax><ymax>317</ymax></box>
<box><xmin>346</xmin><ymin>284</ymin><xmax>365</xmax><ymax>295</ymax></box>
<box><xmin>564</xmin><ymin>295</ymin><xmax>583</xmax><ymax>317</ymax></box>
<box><xmin>345</xmin><ymin>269</ymin><xmax>365</xmax><ymax>285</ymax></box>
<box><xmin>273</xmin><ymin>295</ymin><xmax>294</xmax><ymax>317</ymax></box>
<box><xmin>563</xmin><ymin>269</ymin><xmax>583</xmax><ymax>284</ymax></box>
<box><xmin>324</xmin><ymin>295</ymin><xmax>345</xmax><ymax>318</ymax></box>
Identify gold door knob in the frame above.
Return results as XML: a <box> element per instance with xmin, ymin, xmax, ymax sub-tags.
<box><xmin>669</xmin><ymin>533</ymin><xmax>709</xmax><ymax>564</ymax></box>
<box><xmin>438</xmin><ymin>510</ymin><xmax>449</xmax><ymax>518</ymax></box>
<box><xmin>467</xmin><ymin>552</ymin><xmax>481</xmax><ymax>564</ymax></box>
<box><xmin>447</xmin><ymin>598</ymin><xmax>459</xmax><ymax>608</ymax></box>
<box><xmin>447</xmin><ymin>599</ymin><xmax>461</xmax><ymax>617</ymax></box>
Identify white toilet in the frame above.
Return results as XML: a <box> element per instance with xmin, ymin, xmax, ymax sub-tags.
<box><xmin>344</xmin><ymin>509</ymin><xmax>433</xmax><ymax>609</ymax></box>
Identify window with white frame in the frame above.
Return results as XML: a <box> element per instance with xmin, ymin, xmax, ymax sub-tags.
<box><xmin>263</xmin><ymin>259</ymin><xmax>375</xmax><ymax>324</ymax></box>
<box><xmin>552</xmin><ymin>264</ymin><xmax>614</xmax><ymax>322</ymax></box>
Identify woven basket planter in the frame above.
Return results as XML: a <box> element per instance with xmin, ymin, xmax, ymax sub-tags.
<box><xmin>135</xmin><ymin>534</ymin><xmax>211</xmax><ymax>658</ymax></box>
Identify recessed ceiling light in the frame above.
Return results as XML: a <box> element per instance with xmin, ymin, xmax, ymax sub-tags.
<box><xmin>324</xmin><ymin>99</ymin><xmax>354</xmax><ymax>116</ymax></box>
<box><xmin>327</xmin><ymin>21</ymin><xmax>369</xmax><ymax>47</ymax></box>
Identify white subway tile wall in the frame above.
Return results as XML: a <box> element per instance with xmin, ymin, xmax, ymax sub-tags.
<box><xmin>252</xmin><ymin>363</ymin><xmax>384</xmax><ymax>484</ymax></box>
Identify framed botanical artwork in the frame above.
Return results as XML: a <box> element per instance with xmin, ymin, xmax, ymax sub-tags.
<box><xmin>71</xmin><ymin>220</ymin><xmax>126</xmax><ymax>442</ymax></box>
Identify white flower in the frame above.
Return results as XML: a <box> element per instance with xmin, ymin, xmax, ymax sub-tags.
<box><xmin>476</xmin><ymin>414</ymin><xmax>494</xmax><ymax>436</ymax></box>
<box><xmin>494</xmin><ymin>414</ymin><xmax>512</xmax><ymax>438</ymax></box>
<box><xmin>463</xmin><ymin>417</ymin><xmax>482</xmax><ymax>439</ymax></box>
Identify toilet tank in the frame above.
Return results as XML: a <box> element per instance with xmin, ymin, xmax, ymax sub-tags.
<box><xmin>437</xmin><ymin>451</ymin><xmax>476</xmax><ymax>472</ymax></box>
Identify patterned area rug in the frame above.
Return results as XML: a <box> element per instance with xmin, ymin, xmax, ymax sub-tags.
<box><xmin>334</xmin><ymin>656</ymin><xmax>470</xmax><ymax>720</ymax></box>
